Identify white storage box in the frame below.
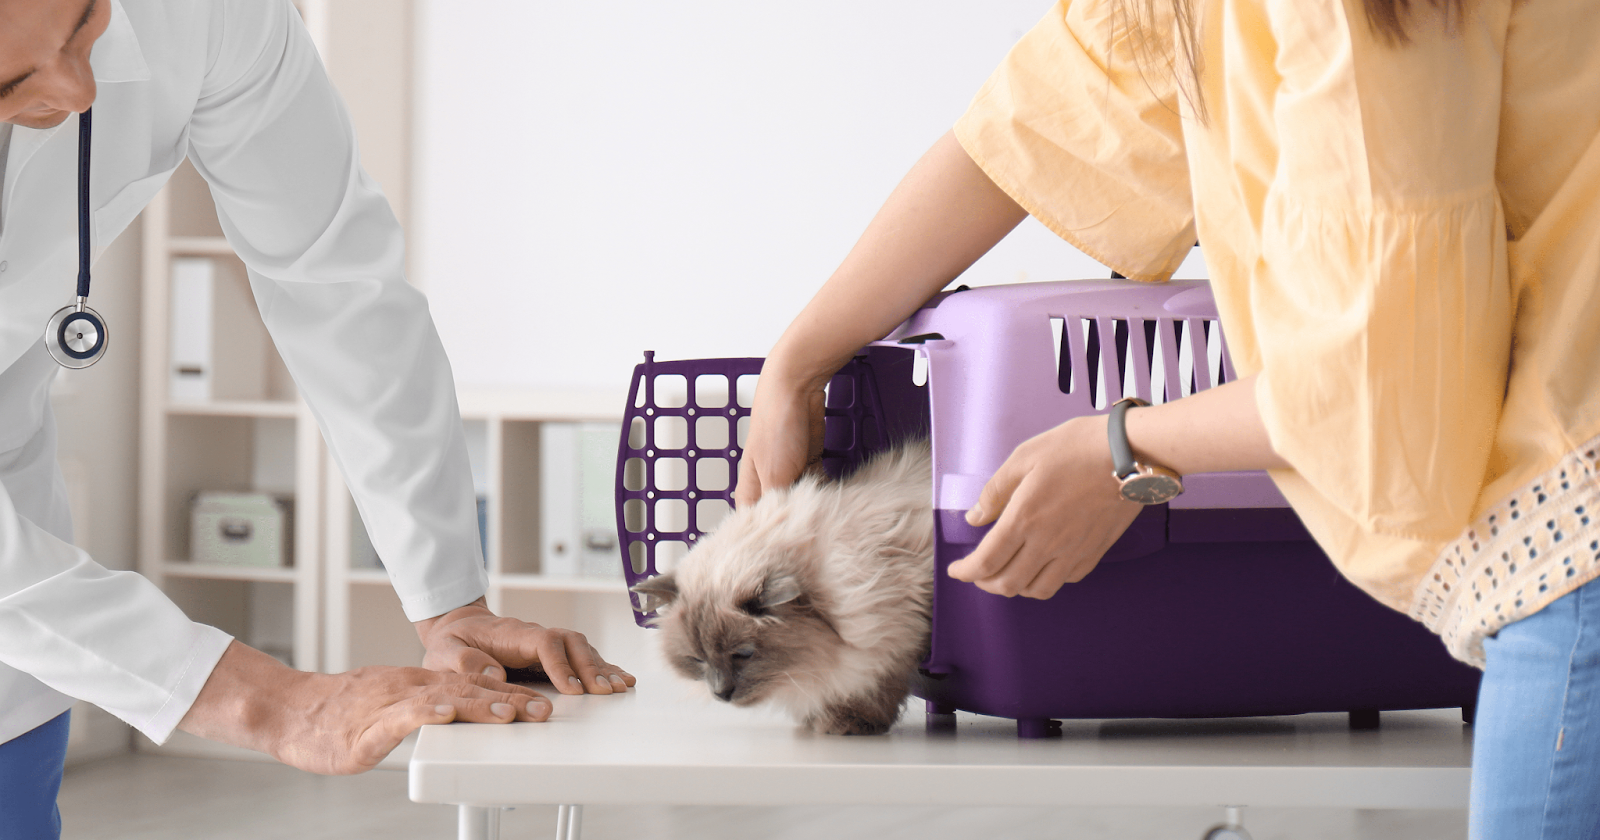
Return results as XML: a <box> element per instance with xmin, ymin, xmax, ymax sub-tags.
<box><xmin>190</xmin><ymin>492</ymin><xmax>292</xmax><ymax>567</ymax></box>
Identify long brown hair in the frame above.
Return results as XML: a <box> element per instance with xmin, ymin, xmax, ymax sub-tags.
<box><xmin>1128</xmin><ymin>0</ymin><xmax>1466</xmax><ymax>120</ymax></box>
<box><xmin>1362</xmin><ymin>0</ymin><xmax>1465</xmax><ymax>42</ymax></box>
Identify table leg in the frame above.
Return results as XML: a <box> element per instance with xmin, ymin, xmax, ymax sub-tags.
<box><xmin>556</xmin><ymin>804</ymin><xmax>584</xmax><ymax>840</ymax></box>
<box><xmin>458</xmin><ymin>805</ymin><xmax>500</xmax><ymax>840</ymax></box>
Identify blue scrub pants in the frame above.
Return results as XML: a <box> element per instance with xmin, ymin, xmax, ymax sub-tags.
<box><xmin>1472</xmin><ymin>575</ymin><xmax>1600</xmax><ymax>838</ymax></box>
<box><xmin>0</xmin><ymin>710</ymin><xmax>69</xmax><ymax>840</ymax></box>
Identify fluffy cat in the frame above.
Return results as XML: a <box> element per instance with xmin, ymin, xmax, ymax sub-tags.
<box><xmin>632</xmin><ymin>439</ymin><xmax>934</xmax><ymax>735</ymax></box>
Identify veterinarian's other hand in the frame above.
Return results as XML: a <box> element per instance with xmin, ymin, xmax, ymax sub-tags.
<box><xmin>415</xmin><ymin>598</ymin><xmax>636</xmax><ymax>695</ymax></box>
<box><xmin>948</xmin><ymin>415</ymin><xmax>1142</xmax><ymax>599</ymax></box>
<box><xmin>734</xmin><ymin>370</ymin><xmax>827</xmax><ymax>508</ymax></box>
<box><xmin>178</xmin><ymin>641</ymin><xmax>551</xmax><ymax>775</ymax></box>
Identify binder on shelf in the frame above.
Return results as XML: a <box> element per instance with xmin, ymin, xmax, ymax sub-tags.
<box><xmin>348</xmin><ymin>495</ymin><xmax>488</xmax><ymax>572</ymax></box>
<box><xmin>540</xmin><ymin>422</ymin><xmax>623</xmax><ymax>580</ymax></box>
<box><xmin>350</xmin><ymin>507</ymin><xmax>381</xmax><ymax>570</ymax></box>
<box><xmin>169</xmin><ymin>257</ymin><xmax>215</xmax><ymax>404</ymax></box>
<box><xmin>477</xmin><ymin>495</ymin><xmax>489</xmax><ymax>567</ymax></box>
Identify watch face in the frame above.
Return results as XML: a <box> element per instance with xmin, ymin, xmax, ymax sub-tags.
<box><xmin>1120</xmin><ymin>473</ymin><xmax>1184</xmax><ymax>505</ymax></box>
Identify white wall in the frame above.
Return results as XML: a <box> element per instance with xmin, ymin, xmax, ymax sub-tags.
<box><xmin>416</xmin><ymin>1</ymin><xmax>1201</xmax><ymax>391</ymax></box>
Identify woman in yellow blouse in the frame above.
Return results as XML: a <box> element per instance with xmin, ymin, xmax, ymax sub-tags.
<box><xmin>736</xmin><ymin>0</ymin><xmax>1600</xmax><ymax>835</ymax></box>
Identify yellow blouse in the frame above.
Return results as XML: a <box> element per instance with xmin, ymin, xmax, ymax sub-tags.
<box><xmin>955</xmin><ymin>0</ymin><xmax>1600</xmax><ymax>665</ymax></box>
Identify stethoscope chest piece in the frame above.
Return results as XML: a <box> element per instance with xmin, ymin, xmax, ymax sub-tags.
<box><xmin>45</xmin><ymin>107</ymin><xmax>107</xmax><ymax>369</ymax></box>
<box><xmin>45</xmin><ymin>299</ymin><xmax>108</xmax><ymax>369</ymax></box>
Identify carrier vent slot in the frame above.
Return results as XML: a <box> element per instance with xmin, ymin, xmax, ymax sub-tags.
<box><xmin>1054</xmin><ymin>316</ymin><xmax>1235</xmax><ymax>406</ymax></box>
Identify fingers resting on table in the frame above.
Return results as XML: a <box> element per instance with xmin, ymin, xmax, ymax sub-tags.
<box><xmin>417</xmin><ymin>601</ymin><xmax>637</xmax><ymax>695</ymax></box>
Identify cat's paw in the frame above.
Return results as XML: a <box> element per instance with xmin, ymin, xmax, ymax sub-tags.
<box><xmin>806</xmin><ymin>707</ymin><xmax>897</xmax><ymax>736</ymax></box>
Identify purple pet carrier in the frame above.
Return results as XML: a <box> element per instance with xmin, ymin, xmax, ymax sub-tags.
<box><xmin>615</xmin><ymin>279</ymin><xmax>1480</xmax><ymax>738</ymax></box>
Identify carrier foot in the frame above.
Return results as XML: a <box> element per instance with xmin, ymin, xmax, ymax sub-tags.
<box><xmin>1202</xmin><ymin>823</ymin><xmax>1254</xmax><ymax>840</ymax></box>
<box><xmin>1348</xmin><ymin>709</ymin><xmax>1380</xmax><ymax>730</ymax></box>
<box><xmin>1200</xmin><ymin>806</ymin><xmax>1253</xmax><ymax>840</ymax></box>
<box><xmin>1461</xmin><ymin>703</ymin><xmax>1476</xmax><ymax>726</ymax></box>
<box><xmin>1016</xmin><ymin>718</ymin><xmax>1063</xmax><ymax>739</ymax></box>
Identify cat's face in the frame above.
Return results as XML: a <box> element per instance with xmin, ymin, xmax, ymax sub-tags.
<box><xmin>634</xmin><ymin>569</ymin><xmax>842</xmax><ymax>707</ymax></box>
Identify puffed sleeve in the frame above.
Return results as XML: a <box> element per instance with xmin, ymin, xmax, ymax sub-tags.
<box><xmin>185</xmin><ymin>0</ymin><xmax>487</xmax><ymax>620</ymax></box>
<box><xmin>954</xmin><ymin>0</ymin><xmax>1196</xmax><ymax>281</ymax></box>
<box><xmin>1250</xmin><ymin>0</ymin><xmax>1514</xmax><ymax>548</ymax></box>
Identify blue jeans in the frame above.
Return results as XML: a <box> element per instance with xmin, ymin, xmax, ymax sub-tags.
<box><xmin>0</xmin><ymin>711</ymin><xmax>70</xmax><ymax>840</ymax></box>
<box><xmin>1472</xmin><ymin>576</ymin><xmax>1600</xmax><ymax>838</ymax></box>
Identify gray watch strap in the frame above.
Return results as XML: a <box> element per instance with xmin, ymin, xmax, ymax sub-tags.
<box><xmin>1108</xmin><ymin>397</ymin><xmax>1148</xmax><ymax>480</ymax></box>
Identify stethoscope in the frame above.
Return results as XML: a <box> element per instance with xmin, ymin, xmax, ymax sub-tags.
<box><xmin>43</xmin><ymin>108</ymin><xmax>108</xmax><ymax>369</ymax></box>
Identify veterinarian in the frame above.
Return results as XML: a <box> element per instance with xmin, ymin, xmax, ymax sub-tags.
<box><xmin>738</xmin><ymin>0</ymin><xmax>1600</xmax><ymax>836</ymax></box>
<box><xmin>0</xmin><ymin>0</ymin><xmax>634</xmax><ymax>834</ymax></box>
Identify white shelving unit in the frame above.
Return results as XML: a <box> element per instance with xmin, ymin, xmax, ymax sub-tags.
<box><xmin>322</xmin><ymin>388</ymin><xmax>631</xmax><ymax>675</ymax></box>
<box><xmin>138</xmin><ymin>166</ymin><xmax>326</xmax><ymax>673</ymax></box>
<box><xmin>135</xmin><ymin>0</ymin><xmax>333</xmax><ymax>677</ymax></box>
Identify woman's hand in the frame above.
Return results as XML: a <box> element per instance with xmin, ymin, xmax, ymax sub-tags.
<box><xmin>732</xmin><ymin>369</ymin><xmax>828</xmax><ymax>509</ymax></box>
<box><xmin>947</xmin><ymin>415</ymin><xmax>1143</xmax><ymax>599</ymax></box>
<box><xmin>731</xmin><ymin>131</ymin><xmax>1028</xmax><ymax>508</ymax></box>
<box><xmin>950</xmin><ymin>377</ymin><xmax>1289</xmax><ymax>599</ymax></box>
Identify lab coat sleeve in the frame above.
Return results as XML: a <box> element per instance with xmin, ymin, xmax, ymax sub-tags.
<box><xmin>184</xmin><ymin>0</ymin><xmax>487</xmax><ymax>621</ymax></box>
<box><xmin>0</xmin><ymin>411</ymin><xmax>232</xmax><ymax>745</ymax></box>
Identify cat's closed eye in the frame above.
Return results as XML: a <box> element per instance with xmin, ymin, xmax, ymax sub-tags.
<box><xmin>651</xmin><ymin>439</ymin><xmax>933</xmax><ymax>734</ymax></box>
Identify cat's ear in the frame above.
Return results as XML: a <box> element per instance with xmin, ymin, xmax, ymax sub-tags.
<box><xmin>632</xmin><ymin>572</ymin><xmax>679</xmax><ymax>612</ymax></box>
<box><xmin>758</xmin><ymin>572</ymin><xmax>804</xmax><ymax>609</ymax></box>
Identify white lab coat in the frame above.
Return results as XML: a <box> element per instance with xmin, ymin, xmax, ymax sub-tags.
<box><xmin>0</xmin><ymin>0</ymin><xmax>488</xmax><ymax>746</ymax></box>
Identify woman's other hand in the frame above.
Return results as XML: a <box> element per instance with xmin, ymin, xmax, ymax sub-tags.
<box><xmin>950</xmin><ymin>377</ymin><xmax>1289</xmax><ymax>599</ymax></box>
<box><xmin>733</xmin><ymin>367</ymin><xmax>827</xmax><ymax>509</ymax></box>
<box><xmin>948</xmin><ymin>415</ymin><xmax>1142</xmax><ymax>599</ymax></box>
<box><xmin>732</xmin><ymin>130</ymin><xmax>1027</xmax><ymax>508</ymax></box>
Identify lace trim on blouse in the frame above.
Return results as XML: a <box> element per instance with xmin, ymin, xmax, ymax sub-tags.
<box><xmin>1410</xmin><ymin>436</ymin><xmax>1600</xmax><ymax>668</ymax></box>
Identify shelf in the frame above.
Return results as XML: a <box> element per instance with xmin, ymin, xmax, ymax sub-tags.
<box><xmin>341</xmin><ymin>569</ymin><xmax>623</xmax><ymax>593</ymax></box>
<box><xmin>456</xmin><ymin>385</ymin><xmax>627</xmax><ymax>421</ymax></box>
<box><xmin>166</xmin><ymin>393</ymin><xmax>624</xmax><ymax>421</ymax></box>
<box><xmin>493</xmin><ymin>573</ymin><xmax>628</xmax><ymax>593</ymax></box>
<box><xmin>167</xmin><ymin>400</ymin><xmax>301</xmax><ymax>418</ymax></box>
<box><xmin>168</xmin><ymin>235</ymin><xmax>234</xmax><ymax>256</ymax></box>
<box><xmin>161</xmin><ymin>561</ymin><xmax>298</xmax><ymax>583</ymax></box>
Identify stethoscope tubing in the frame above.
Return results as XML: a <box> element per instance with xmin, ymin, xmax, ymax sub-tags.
<box><xmin>76</xmin><ymin>107</ymin><xmax>92</xmax><ymax>299</ymax></box>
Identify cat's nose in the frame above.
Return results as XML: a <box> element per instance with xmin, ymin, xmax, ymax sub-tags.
<box><xmin>713</xmin><ymin>685</ymin><xmax>736</xmax><ymax>702</ymax></box>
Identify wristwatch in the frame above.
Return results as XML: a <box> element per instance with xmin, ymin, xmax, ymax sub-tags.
<box><xmin>1107</xmin><ymin>397</ymin><xmax>1184</xmax><ymax>504</ymax></box>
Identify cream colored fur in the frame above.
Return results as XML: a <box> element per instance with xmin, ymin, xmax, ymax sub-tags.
<box><xmin>647</xmin><ymin>439</ymin><xmax>934</xmax><ymax>733</ymax></box>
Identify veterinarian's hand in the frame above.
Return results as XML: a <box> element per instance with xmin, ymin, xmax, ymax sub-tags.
<box><xmin>415</xmin><ymin>598</ymin><xmax>636</xmax><ymax>695</ymax></box>
<box><xmin>948</xmin><ymin>415</ymin><xmax>1143</xmax><ymax>599</ymax></box>
<box><xmin>178</xmin><ymin>641</ymin><xmax>552</xmax><ymax>775</ymax></box>
<box><xmin>734</xmin><ymin>369</ymin><xmax>828</xmax><ymax>508</ymax></box>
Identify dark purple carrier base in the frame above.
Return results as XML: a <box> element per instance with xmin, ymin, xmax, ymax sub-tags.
<box><xmin>917</xmin><ymin>512</ymin><xmax>1481</xmax><ymax>738</ymax></box>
